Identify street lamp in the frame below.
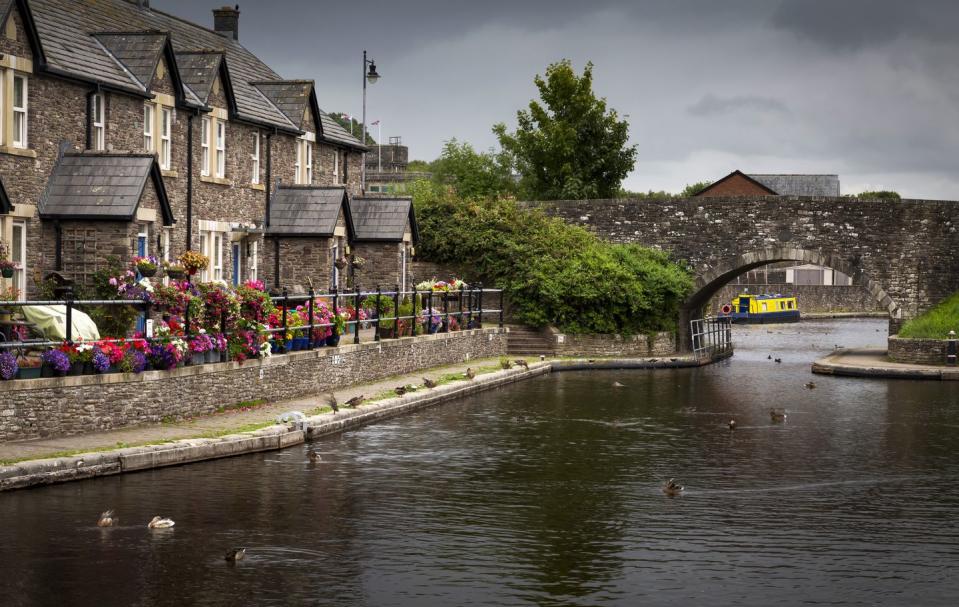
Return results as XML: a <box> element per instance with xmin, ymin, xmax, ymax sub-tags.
<box><xmin>361</xmin><ymin>50</ymin><xmax>380</xmax><ymax>192</ymax></box>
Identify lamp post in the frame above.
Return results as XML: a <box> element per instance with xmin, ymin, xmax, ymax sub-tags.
<box><xmin>361</xmin><ymin>50</ymin><xmax>380</xmax><ymax>193</ymax></box>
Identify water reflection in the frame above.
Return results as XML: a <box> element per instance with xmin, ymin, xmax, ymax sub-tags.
<box><xmin>4</xmin><ymin>319</ymin><xmax>959</xmax><ymax>606</ymax></box>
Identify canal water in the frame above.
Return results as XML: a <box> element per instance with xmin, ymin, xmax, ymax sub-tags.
<box><xmin>3</xmin><ymin>319</ymin><xmax>959</xmax><ymax>606</ymax></box>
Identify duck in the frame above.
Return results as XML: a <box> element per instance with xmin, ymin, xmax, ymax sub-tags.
<box><xmin>769</xmin><ymin>408</ymin><xmax>787</xmax><ymax>421</ymax></box>
<box><xmin>768</xmin><ymin>355</ymin><xmax>773</xmax><ymax>360</ymax></box>
<box><xmin>465</xmin><ymin>368</ymin><xmax>476</xmax><ymax>380</ymax></box>
<box><xmin>344</xmin><ymin>395</ymin><xmax>364</xmax><ymax>408</ymax></box>
<box><xmin>514</xmin><ymin>359</ymin><xmax>529</xmax><ymax>370</ymax></box>
<box><xmin>395</xmin><ymin>386</ymin><xmax>408</xmax><ymax>396</ymax></box>
<box><xmin>612</xmin><ymin>381</ymin><xmax>626</xmax><ymax>388</ymax></box>
<box><xmin>97</xmin><ymin>510</ymin><xmax>117</xmax><ymax>527</ymax></box>
<box><xmin>774</xmin><ymin>358</ymin><xmax>782</xmax><ymax>364</ymax></box>
<box><xmin>728</xmin><ymin>419</ymin><xmax>736</xmax><ymax>430</ymax></box>
<box><xmin>307</xmin><ymin>449</ymin><xmax>321</xmax><ymax>463</ymax></box>
<box><xmin>147</xmin><ymin>516</ymin><xmax>175</xmax><ymax>529</ymax></box>
<box><xmin>423</xmin><ymin>377</ymin><xmax>437</xmax><ymax>389</ymax></box>
<box><xmin>804</xmin><ymin>381</ymin><xmax>816</xmax><ymax>390</ymax></box>
<box><xmin>224</xmin><ymin>548</ymin><xmax>246</xmax><ymax>562</ymax></box>
<box><xmin>662</xmin><ymin>478</ymin><xmax>684</xmax><ymax>496</ymax></box>
<box><xmin>327</xmin><ymin>392</ymin><xmax>339</xmax><ymax>414</ymax></box>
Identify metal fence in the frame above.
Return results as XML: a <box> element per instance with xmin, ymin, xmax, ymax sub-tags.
<box><xmin>690</xmin><ymin>316</ymin><xmax>733</xmax><ymax>359</ymax></box>
<box><xmin>0</xmin><ymin>286</ymin><xmax>505</xmax><ymax>354</ymax></box>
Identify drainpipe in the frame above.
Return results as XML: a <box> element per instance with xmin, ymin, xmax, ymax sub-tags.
<box><xmin>54</xmin><ymin>221</ymin><xmax>63</xmax><ymax>271</ymax></box>
<box><xmin>265</xmin><ymin>130</ymin><xmax>274</xmax><ymax>228</ymax></box>
<box><xmin>186</xmin><ymin>111</ymin><xmax>195</xmax><ymax>250</ymax></box>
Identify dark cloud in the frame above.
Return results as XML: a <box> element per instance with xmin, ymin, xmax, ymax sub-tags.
<box><xmin>687</xmin><ymin>95</ymin><xmax>789</xmax><ymax>117</ymax></box>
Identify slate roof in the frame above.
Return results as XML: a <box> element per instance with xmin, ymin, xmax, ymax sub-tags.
<box><xmin>175</xmin><ymin>51</ymin><xmax>222</xmax><ymax>104</ymax></box>
<box><xmin>266</xmin><ymin>186</ymin><xmax>352</xmax><ymax>237</ymax></box>
<box><xmin>320</xmin><ymin>111</ymin><xmax>366</xmax><ymax>149</ymax></box>
<box><xmin>350</xmin><ymin>197</ymin><xmax>418</xmax><ymax>243</ymax></box>
<box><xmin>38</xmin><ymin>152</ymin><xmax>173</xmax><ymax>224</ymax></box>
<box><xmin>23</xmin><ymin>0</ymin><xmax>365</xmax><ymax>147</ymax></box>
<box><xmin>93</xmin><ymin>31</ymin><xmax>167</xmax><ymax>89</ymax></box>
<box><xmin>252</xmin><ymin>80</ymin><xmax>313</xmax><ymax>130</ymax></box>
<box><xmin>748</xmin><ymin>174</ymin><xmax>840</xmax><ymax>197</ymax></box>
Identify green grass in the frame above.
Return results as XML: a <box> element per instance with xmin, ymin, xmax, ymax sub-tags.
<box><xmin>0</xmin><ymin>440</ymin><xmax>176</xmax><ymax>466</ymax></box>
<box><xmin>215</xmin><ymin>399</ymin><xmax>269</xmax><ymax>414</ymax></box>
<box><xmin>899</xmin><ymin>292</ymin><xmax>959</xmax><ymax>338</ymax></box>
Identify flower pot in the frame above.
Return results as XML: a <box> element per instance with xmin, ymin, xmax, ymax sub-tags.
<box><xmin>83</xmin><ymin>362</ymin><xmax>95</xmax><ymax>375</ymax></box>
<box><xmin>295</xmin><ymin>337</ymin><xmax>309</xmax><ymax>350</ymax></box>
<box><xmin>284</xmin><ymin>340</ymin><xmax>293</xmax><ymax>352</ymax></box>
<box><xmin>1</xmin><ymin>267</ymin><xmax>13</xmax><ymax>279</ymax></box>
<box><xmin>69</xmin><ymin>361</ymin><xmax>84</xmax><ymax>376</ymax></box>
<box><xmin>41</xmin><ymin>364</ymin><xmax>54</xmax><ymax>378</ymax></box>
<box><xmin>166</xmin><ymin>270</ymin><xmax>186</xmax><ymax>280</ymax></box>
<box><xmin>138</xmin><ymin>267</ymin><xmax>157</xmax><ymax>278</ymax></box>
<box><xmin>325</xmin><ymin>334</ymin><xmax>340</xmax><ymax>347</ymax></box>
<box><xmin>207</xmin><ymin>350</ymin><xmax>220</xmax><ymax>364</ymax></box>
<box><xmin>17</xmin><ymin>367</ymin><xmax>42</xmax><ymax>380</ymax></box>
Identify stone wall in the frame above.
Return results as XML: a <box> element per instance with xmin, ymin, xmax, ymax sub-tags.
<box><xmin>0</xmin><ymin>328</ymin><xmax>507</xmax><ymax>442</ymax></box>
<box><xmin>709</xmin><ymin>284</ymin><xmax>884</xmax><ymax>315</ymax></box>
<box><xmin>887</xmin><ymin>336</ymin><xmax>949</xmax><ymax>365</ymax></box>
<box><xmin>551</xmin><ymin>331</ymin><xmax>676</xmax><ymax>357</ymax></box>
<box><xmin>353</xmin><ymin>241</ymin><xmax>408</xmax><ymax>290</ymax></box>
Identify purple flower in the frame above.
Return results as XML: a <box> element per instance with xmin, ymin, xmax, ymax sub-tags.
<box><xmin>41</xmin><ymin>349</ymin><xmax>71</xmax><ymax>375</ymax></box>
<box><xmin>0</xmin><ymin>351</ymin><xmax>17</xmax><ymax>380</ymax></box>
<box><xmin>127</xmin><ymin>350</ymin><xmax>147</xmax><ymax>374</ymax></box>
<box><xmin>147</xmin><ymin>343</ymin><xmax>177</xmax><ymax>370</ymax></box>
<box><xmin>92</xmin><ymin>348</ymin><xmax>110</xmax><ymax>374</ymax></box>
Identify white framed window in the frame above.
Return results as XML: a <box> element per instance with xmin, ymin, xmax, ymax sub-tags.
<box><xmin>215</xmin><ymin>121</ymin><xmax>226</xmax><ymax>178</ymax></box>
<box><xmin>12</xmin><ymin>75</ymin><xmax>27</xmax><ymax>148</ymax></box>
<box><xmin>11</xmin><ymin>219</ymin><xmax>26</xmax><ymax>301</ymax></box>
<box><xmin>143</xmin><ymin>103</ymin><xmax>154</xmax><ymax>151</ymax></box>
<box><xmin>333</xmin><ymin>149</ymin><xmax>340</xmax><ymax>184</ymax></box>
<box><xmin>92</xmin><ymin>93</ymin><xmax>105</xmax><ymax>150</ymax></box>
<box><xmin>305</xmin><ymin>141</ymin><xmax>312</xmax><ymax>184</ymax></box>
<box><xmin>160</xmin><ymin>107</ymin><xmax>173</xmax><ymax>169</ymax></box>
<box><xmin>200</xmin><ymin>229</ymin><xmax>225</xmax><ymax>282</ymax></box>
<box><xmin>295</xmin><ymin>139</ymin><xmax>313</xmax><ymax>185</ymax></box>
<box><xmin>294</xmin><ymin>140</ymin><xmax>302</xmax><ymax>183</ymax></box>
<box><xmin>251</xmin><ymin>132</ymin><xmax>260</xmax><ymax>184</ymax></box>
<box><xmin>247</xmin><ymin>240</ymin><xmax>258</xmax><ymax>281</ymax></box>
<box><xmin>199</xmin><ymin>232</ymin><xmax>209</xmax><ymax>281</ymax></box>
<box><xmin>330</xmin><ymin>241</ymin><xmax>339</xmax><ymax>288</ymax></box>
<box><xmin>200</xmin><ymin>117</ymin><xmax>211</xmax><ymax>177</ymax></box>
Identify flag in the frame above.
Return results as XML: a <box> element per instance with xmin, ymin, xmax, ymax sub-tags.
<box><xmin>370</xmin><ymin>119</ymin><xmax>380</xmax><ymax>126</ymax></box>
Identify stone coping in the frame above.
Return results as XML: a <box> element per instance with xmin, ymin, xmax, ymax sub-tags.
<box><xmin>0</xmin><ymin>329</ymin><xmax>498</xmax><ymax>393</ymax></box>
<box><xmin>0</xmin><ymin>349</ymin><xmax>733</xmax><ymax>492</ymax></box>
<box><xmin>812</xmin><ymin>348</ymin><xmax>959</xmax><ymax>380</ymax></box>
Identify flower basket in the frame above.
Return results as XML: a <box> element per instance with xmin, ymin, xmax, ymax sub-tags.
<box><xmin>166</xmin><ymin>267</ymin><xmax>186</xmax><ymax>280</ymax></box>
<box><xmin>1</xmin><ymin>267</ymin><xmax>13</xmax><ymax>279</ymax></box>
<box><xmin>334</xmin><ymin>257</ymin><xmax>348</xmax><ymax>270</ymax></box>
<box><xmin>178</xmin><ymin>251</ymin><xmax>209</xmax><ymax>276</ymax></box>
<box><xmin>325</xmin><ymin>333</ymin><xmax>340</xmax><ymax>347</ymax></box>
<box><xmin>139</xmin><ymin>266</ymin><xmax>157</xmax><ymax>278</ymax></box>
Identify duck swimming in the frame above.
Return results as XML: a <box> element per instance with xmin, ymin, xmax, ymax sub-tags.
<box><xmin>225</xmin><ymin>548</ymin><xmax>246</xmax><ymax>562</ymax></box>
<box><xmin>307</xmin><ymin>449</ymin><xmax>321</xmax><ymax>463</ymax></box>
<box><xmin>804</xmin><ymin>381</ymin><xmax>816</xmax><ymax>390</ymax></box>
<box><xmin>97</xmin><ymin>510</ymin><xmax>116</xmax><ymax>527</ymax></box>
<box><xmin>728</xmin><ymin>419</ymin><xmax>736</xmax><ymax>430</ymax></box>
<box><xmin>662</xmin><ymin>478</ymin><xmax>684</xmax><ymax>496</ymax></box>
<box><xmin>147</xmin><ymin>516</ymin><xmax>175</xmax><ymax>529</ymax></box>
<box><xmin>769</xmin><ymin>408</ymin><xmax>787</xmax><ymax>421</ymax></box>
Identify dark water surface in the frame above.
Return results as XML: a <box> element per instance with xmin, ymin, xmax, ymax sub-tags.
<box><xmin>4</xmin><ymin>319</ymin><xmax>959</xmax><ymax>606</ymax></box>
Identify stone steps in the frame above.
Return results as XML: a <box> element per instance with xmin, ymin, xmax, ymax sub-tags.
<box><xmin>506</xmin><ymin>325</ymin><xmax>555</xmax><ymax>356</ymax></box>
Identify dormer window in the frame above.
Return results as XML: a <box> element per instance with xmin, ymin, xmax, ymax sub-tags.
<box><xmin>92</xmin><ymin>94</ymin><xmax>105</xmax><ymax>150</ymax></box>
<box><xmin>143</xmin><ymin>103</ymin><xmax>154</xmax><ymax>151</ymax></box>
<box><xmin>12</xmin><ymin>75</ymin><xmax>27</xmax><ymax>148</ymax></box>
<box><xmin>295</xmin><ymin>138</ymin><xmax>312</xmax><ymax>185</ymax></box>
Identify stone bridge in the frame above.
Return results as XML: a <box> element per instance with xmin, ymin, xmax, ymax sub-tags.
<box><xmin>531</xmin><ymin>196</ymin><xmax>959</xmax><ymax>349</ymax></box>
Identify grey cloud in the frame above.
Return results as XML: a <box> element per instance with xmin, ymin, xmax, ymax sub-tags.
<box><xmin>687</xmin><ymin>95</ymin><xmax>789</xmax><ymax>117</ymax></box>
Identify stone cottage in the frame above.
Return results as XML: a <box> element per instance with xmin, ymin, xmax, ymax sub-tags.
<box><xmin>349</xmin><ymin>197</ymin><xmax>418</xmax><ymax>293</ymax></box>
<box><xmin>0</xmin><ymin>0</ymin><xmax>369</xmax><ymax>300</ymax></box>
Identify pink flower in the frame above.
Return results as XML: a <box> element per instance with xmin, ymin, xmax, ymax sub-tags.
<box><xmin>109</xmin><ymin>277</ymin><xmax>118</xmax><ymax>286</ymax></box>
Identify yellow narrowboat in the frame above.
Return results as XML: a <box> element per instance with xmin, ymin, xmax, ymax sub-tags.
<box><xmin>718</xmin><ymin>293</ymin><xmax>800</xmax><ymax>324</ymax></box>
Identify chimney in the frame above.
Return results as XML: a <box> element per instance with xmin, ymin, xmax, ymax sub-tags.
<box><xmin>213</xmin><ymin>5</ymin><xmax>240</xmax><ymax>41</ymax></box>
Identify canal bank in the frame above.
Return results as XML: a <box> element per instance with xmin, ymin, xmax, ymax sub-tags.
<box><xmin>812</xmin><ymin>348</ymin><xmax>959</xmax><ymax>380</ymax></box>
<box><xmin>0</xmin><ymin>352</ymin><xmax>722</xmax><ymax>491</ymax></box>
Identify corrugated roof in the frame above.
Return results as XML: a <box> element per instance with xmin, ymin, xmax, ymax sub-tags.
<box><xmin>749</xmin><ymin>174</ymin><xmax>840</xmax><ymax>197</ymax></box>
<box><xmin>39</xmin><ymin>152</ymin><xmax>172</xmax><ymax>223</ymax></box>
<box><xmin>350</xmin><ymin>197</ymin><xmax>417</xmax><ymax>242</ymax></box>
<box><xmin>174</xmin><ymin>50</ymin><xmax>221</xmax><ymax>104</ymax></box>
<box><xmin>94</xmin><ymin>31</ymin><xmax>167</xmax><ymax>88</ymax></box>
<box><xmin>267</xmin><ymin>186</ymin><xmax>350</xmax><ymax>236</ymax></box>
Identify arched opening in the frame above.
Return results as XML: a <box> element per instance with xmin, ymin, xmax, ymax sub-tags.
<box><xmin>676</xmin><ymin>247</ymin><xmax>901</xmax><ymax>351</ymax></box>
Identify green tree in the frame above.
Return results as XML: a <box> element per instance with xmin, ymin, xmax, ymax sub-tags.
<box><xmin>328</xmin><ymin>112</ymin><xmax>376</xmax><ymax>145</ymax></box>
<box><xmin>430</xmin><ymin>139</ymin><xmax>515</xmax><ymax>200</ymax></box>
<box><xmin>680</xmin><ymin>181</ymin><xmax>712</xmax><ymax>197</ymax></box>
<box><xmin>493</xmin><ymin>60</ymin><xmax>636</xmax><ymax>201</ymax></box>
<box><xmin>854</xmin><ymin>190</ymin><xmax>901</xmax><ymax>201</ymax></box>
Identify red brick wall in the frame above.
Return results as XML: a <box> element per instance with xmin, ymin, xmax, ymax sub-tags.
<box><xmin>697</xmin><ymin>173</ymin><xmax>773</xmax><ymax>197</ymax></box>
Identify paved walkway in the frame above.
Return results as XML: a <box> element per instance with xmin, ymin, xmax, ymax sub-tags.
<box><xmin>812</xmin><ymin>348</ymin><xmax>959</xmax><ymax>380</ymax></box>
<box><xmin>0</xmin><ymin>357</ymin><xmax>503</xmax><ymax>464</ymax></box>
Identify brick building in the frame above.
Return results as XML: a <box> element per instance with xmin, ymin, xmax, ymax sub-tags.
<box><xmin>0</xmin><ymin>0</ymin><xmax>418</xmax><ymax>300</ymax></box>
<box><xmin>696</xmin><ymin>170</ymin><xmax>840</xmax><ymax>197</ymax></box>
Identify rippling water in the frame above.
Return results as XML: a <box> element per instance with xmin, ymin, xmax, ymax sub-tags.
<box><xmin>4</xmin><ymin>319</ymin><xmax>959</xmax><ymax>606</ymax></box>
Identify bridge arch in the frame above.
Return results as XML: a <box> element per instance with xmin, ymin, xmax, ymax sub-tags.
<box><xmin>677</xmin><ymin>246</ymin><xmax>901</xmax><ymax>350</ymax></box>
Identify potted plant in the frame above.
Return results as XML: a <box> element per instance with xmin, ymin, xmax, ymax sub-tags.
<box><xmin>164</xmin><ymin>262</ymin><xmax>187</xmax><ymax>280</ymax></box>
<box><xmin>328</xmin><ymin>310</ymin><xmax>348</xmax><ymax>347</ymax></box>
<box><xmin>334</xmin><ymin>257</ymin><xmax>348</xmax><ymax>271</ymax></box>
<box><xmin>0</xmin><ymin>350</ymin><xmax>17</xmax><ymax>380</ymax></box>
<box><xmin>0</xmin><ymin>242</ymin><xmax>15</xmax><ymax>279</ymax></box>
<box><xmin>178</xmin><ymin>250</ymin><xmax>209</xmax><ymax>277</ymax></box>
<box><xmin>41</xmin><ymin>349</ymin><xmax>71</xmax><ymax>377</ymax></box>
<box><xmin>133</xmin><ymin>255</ymin><xmax>159</xmax><ymax>278</ymax></box>
<box><xmin>17</xmin><ymin>357</ymin><xmax>42</xmax><ymax>380</ymax></box>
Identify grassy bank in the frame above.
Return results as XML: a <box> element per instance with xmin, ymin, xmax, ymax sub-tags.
<box><xmin>898</xmin><ymin>292</ymin><xmax>959</xmax><ymax>338</ymax></box>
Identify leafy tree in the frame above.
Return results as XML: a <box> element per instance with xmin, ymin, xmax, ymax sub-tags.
<box><xmin>406</xmin><ymin>159</ymin><xmax>433</xmax><ymax>173</ymax></box>
<box><xmin>680</xmin><ymin>181</ymin><xmax>712</xmax><ymax>197</ymax></box>
<box><xmin>410</xmin><ymin>180</ymin><xmax>691</xmax><ymax>334</ymax></box>
<box><xmin>430</xmin><ymin>139</ymin><xmax>515</xmax><ymax>200</ymax></box>
<box><xmin>493</xmin><ymin>60</ymin><xmax>637</xmax><ymax>201</ymax></box>
<box><xmin>328</xmin><ymin>112</ymin><xmax>376</xmax><ymax>145</ymax></box>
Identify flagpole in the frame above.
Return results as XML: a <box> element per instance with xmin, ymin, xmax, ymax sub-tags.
<box><xmin>377</xmin><ymin>121</ymin><xmax>382</xmax><ymax>173</ymax></box>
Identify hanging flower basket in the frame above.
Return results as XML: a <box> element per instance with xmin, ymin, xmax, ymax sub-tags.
<box><xmin>0</xmin><ymin>267</ymin><xmax>12</xmax><ymax>279</ymax></box>
<box><xmin>165</xmin><ymin>266</ymin><xmax>187</xmax><ymax>280</ymax></box>
<box><xmin>352</xmin><ymin>256</ymin><xmax>367</xmax><ymax>268</ymax></box>
<box><xmin>334</xmin><ymin>258</ymin><xmax>349</xmax><ymax>270</ymax></box>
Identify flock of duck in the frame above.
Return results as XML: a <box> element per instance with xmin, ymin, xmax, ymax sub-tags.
<box><xmin>90</xmin><ymin>360</ymin><xmax>539</xmax><ymax>561</ymax></box>
<box><xmin>658</xmin><ymin>353</ymin><xmax>814</xmax><ymax>497</ymax></box>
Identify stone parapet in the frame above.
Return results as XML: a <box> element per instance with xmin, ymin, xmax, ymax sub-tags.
<box><xmin>550</xmin><ymin>331</ymin><xmax>676</xmax><ymax>357</ymax></box>
<box><xmin>0</xmin><ymin>328</ymin><xmax>507</xmax><ymax>442</ymax></box>
<box><xmin>887</xmin><ymin>335</ymin><xmax>949</xmax><ymax>366</ymax></box>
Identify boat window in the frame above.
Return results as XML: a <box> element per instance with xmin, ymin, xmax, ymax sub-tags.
<box><xmin>762</xmin><ymin>302</ymin><xmax>768</xmax><ymax>312</ymax></box>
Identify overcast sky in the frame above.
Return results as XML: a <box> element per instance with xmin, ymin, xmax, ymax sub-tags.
<box><xmin>159</xmin><ymin>0</ymin><xmax>959</xmax><ymax>199</ymax></box>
